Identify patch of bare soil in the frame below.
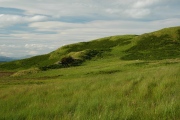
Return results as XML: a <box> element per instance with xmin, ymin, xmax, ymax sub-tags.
<box><xmin>0</xmin><ymin>72</ymin><xmax>14</xmax><ymax>77</ymax></box>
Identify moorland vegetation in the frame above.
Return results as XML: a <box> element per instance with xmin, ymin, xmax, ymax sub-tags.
<box><xmin>0</xmin><ymin>26</ymin><xmax>179</xmax><ymax>119</ymax></box>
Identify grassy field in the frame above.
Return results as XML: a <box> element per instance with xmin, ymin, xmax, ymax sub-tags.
<box><xmin>0</xmin><ymin>26</ymin><xmax>180</xmax><ymax>119</ymax></box>
<box><xmin>0</xmin><ymin>58</ymin><xmax>179</xmax><ymax>120</ymax></box>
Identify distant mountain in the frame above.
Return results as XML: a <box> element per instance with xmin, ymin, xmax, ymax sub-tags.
<box><xmin>14</xmin><ymin>55</ymin><xmax>33</xmax><ymax>60</ymax></box>
<box><xmin>0</xmin><ymin>56</ymin><xmax>15</xmax><ymax>62</ymax></box>
<box><xmin>20</xmin><ymin>55</ymin><xmax>33</xmax><ymax>59</ymax></box>
<box><xmin>0</xmin><ymin>55</ymin><xmax>33</xmax><ymax>63</ymax></box>
<box><xmin>0</xmin><ymin>26</ymin><xmax>180</xmax><ymax>70</ymax></box>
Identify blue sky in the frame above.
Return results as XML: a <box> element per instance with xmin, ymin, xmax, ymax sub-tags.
<box><xmin>0</xmin><ymin>0</ymin><xmax>180</xmax><ymax>57</ymax></box>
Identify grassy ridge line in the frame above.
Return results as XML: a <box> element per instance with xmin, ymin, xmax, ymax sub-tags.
<box><xmin>0</xmin><ymin>59</ymin><xmax>179</xmax><ymax>119</ymax></box>
<box><xmin>0</xmin><ymin>26</ymin><xmax>180</xmax><ymax>71</ymax></box>
<box><xmin>0</xmin><ymin>35</ymin><xmax>135</xmax><ymax>71</ymax></box>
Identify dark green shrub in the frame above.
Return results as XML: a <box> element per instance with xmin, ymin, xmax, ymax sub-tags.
<box><xmin>61</xmin><ymin>56</ymin><xmax>75</xmax><ymax>67</ymax></box>
<box><xmin>61</xmin><ymin>56</ymin><xmax>84</xmax><ymax>67</ymax></box>
<box><xmin>39</xmin><ymin>64</ymin><xmax>62</xmax><ymax>71</ymax></box>
<box><xmin>71</xmin><ymin>59</ymin><xmax>83</xmax><ymax>66</ymax></box>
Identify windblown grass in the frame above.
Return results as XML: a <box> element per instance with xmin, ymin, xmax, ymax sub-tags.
<box><xmin>0</xmin><ymin>58</ymin><xmax>179</xmax><ymax>120</ymax></box>
<box><xmin>0</xmin><ymin>26</ymin><xmax>180</xmax><ymax>119</ymax></box>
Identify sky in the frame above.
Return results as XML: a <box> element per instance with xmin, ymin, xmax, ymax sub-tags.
<box><xmin>0</xmin><ymin>0</ymin><xmax>180</xmax><ymax>58</ymax></box>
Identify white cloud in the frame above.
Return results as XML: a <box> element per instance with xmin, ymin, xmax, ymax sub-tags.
<box><xmin>28</xmin><ymin>50</ymin><xmax>38</xmax><ymax>55</ymax></box>
<box><xmin>25</xmin><ymin>44</ymin><xmax>55</xmax><ymax>50</ymax></box>
<box><xmin>125</xmin><ymin>9</ymin><xmax>151</xmax><ymax>18</ymax></box>
<box><xmin>0</xmin><ymin>51</ymin><xmax>13</xmax><ymax>57</ymax></box>
<box><xmin>124</xmin><ymin>0</ymin><xmax>162</xmax><ymax>18</ymax></box>
<box><xmin>0</xmin><ymin>14</ymin><xmax>48</xmax><ymax>27</ymax></box>
<box><xmin>24</xmin><ymin>18</ymin><xmax>180</xmax><ymax>48</ymax></box>
<box><xmin>133</xmin><ymin>0</ymin><xmax>160</xmax><ymax>8</ymax></box>
<box><xmin>105</xmin><ymin>8</ymin><xmax>122</xmax><ymax>14</ymax></box>
<box><xmin>0</xmin><ymin>0</ymin><xmax>160</xmax><ymax>19</ymax></box>
<box><xmin>0</xmin><ymin>0</ymin><xmax>179</xmax><ymax>20</ymax></box>
<box><xmin>0</xmin><ymin>0</ymin><xmax>180</xmax><ymax>57</ymax></box>
<box><xmin>0</xmin><ymin>44</ymin><xmax>20</xmax><ymax>48</ymax></box>
<box><xmin>27</xmin><ymin>15</ymin><xmax>48</xmax><ymax>22</ymax></box>
<box><xmin>0</xmin><ymin>42</ymin><xmax>58</xmax><ymax>57</ymax></box>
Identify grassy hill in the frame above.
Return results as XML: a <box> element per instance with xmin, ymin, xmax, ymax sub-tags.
<box><xmin>1</xmin><ymin>26</ymin><xmax>180</xmax><ymax>71</ymax></box>
<box><xmin>122</xmin><ymin>27</ymin><xmax>180</xmax><ymax>60</ymax></box>
<box><xmin>0</xmin><ymin>35</ymin><xmax>136</xmax><ymax>71</ymax></box>
<box><xmin>0</xmin><ymin>26</ymin><xmax>180</xmax><ymax>119</ymax></box>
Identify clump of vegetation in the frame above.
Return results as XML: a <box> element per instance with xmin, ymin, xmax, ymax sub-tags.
<box><xmin>39</xmin><ymin>56</ymin><xmax>83</xmax><ymax>71</ymax></box>
<box><xmin>39</xmin><ymin>64</ymin><xmax>62</xmax><ymax>71</ymax></box>
<box><xmin>86</xmin><ymin>69</ymin><xmax>121</xmax><ymax>75</ymax></box>
<box><xmin>12</xmin><ymin>68</ymin><xmax>40</xmax><ymax>77</ymax></box>
<box><xmin>60</xmin><ymin>56</ymin><xmax>83</xmax><ymax>67</ymax></box>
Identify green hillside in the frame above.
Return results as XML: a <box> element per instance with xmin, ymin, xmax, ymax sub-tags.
<box><xmin>0</xmin><ymin>26</ymin><xmax>180</xmax><ymax>119</ymax></box>
<box><xmin>0</xmin><ymin>35</ymin><xmax>136</xmax><ymax>71</ymax></box>
<box><xmin>122</xmin><ymin>27</ymin><xmax>180</xmax><ymax>60</ymax></box>
<box><xmin>1</xmin><ymin>26</ymin><xmax>180</xmax><ymax>71</ymax></box>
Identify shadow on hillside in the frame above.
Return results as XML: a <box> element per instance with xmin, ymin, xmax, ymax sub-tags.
<box><xmin>121</xmin><ymin>34</ymin><xmax>180</xmax><ymax>60</ymax></box>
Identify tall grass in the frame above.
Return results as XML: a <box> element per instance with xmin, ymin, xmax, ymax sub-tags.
<box><xmin>0</xmin><ymin>59</ymin><xmax>179</xmax><ymax>120</ymax></box>
<box><xmin>0</xmin><ymin>27</ymin><xmax>180</xmax><ymax>119</ymax></box>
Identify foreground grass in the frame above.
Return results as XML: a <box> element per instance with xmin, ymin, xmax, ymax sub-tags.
<box><xmin>0</xmin><ymin>58</ymin><xmax>180</xmax><ymax>120</ymax></box>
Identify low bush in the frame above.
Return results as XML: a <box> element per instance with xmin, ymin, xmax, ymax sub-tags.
<box><xmin>39</xmin><ymin>56</ymin><xmax>83</xmax><ymax>71</ymax></box>
<box><xmin>39</xmin><ymin>64</ymin><xmax>62</xmax><ymax>71</ymax></box>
